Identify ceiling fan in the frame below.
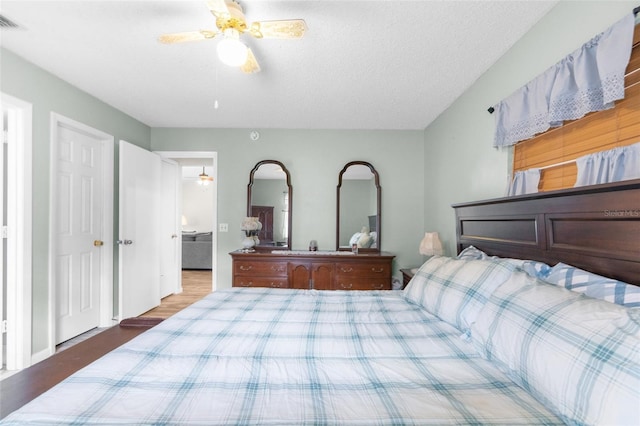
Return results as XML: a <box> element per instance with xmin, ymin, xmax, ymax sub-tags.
<box><xmin>158</xmin><ymin>0</ymin><xmax>307</xmax><ymax>73</ymax></box>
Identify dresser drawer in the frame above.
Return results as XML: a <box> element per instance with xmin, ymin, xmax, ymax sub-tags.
<box><xmin>230</xmin><ymin>252</ymin><xmax>395</xmax><ymax>292</ymax></box>
<box><xmin>335</xmin><ymin>278</ymin><xmax>390</xmax><ymax>291</ymax></box>
<box><xmin>234</xmin><ymin>276</ymin><xmax>290</xmax><ymax>288</ymax></box>
<box><xmin>234</xmin><ymin>261</ymin><xmax>288</xmax><ymax>276</ymax></box>
<box><xmin>335</xmin><ymin>262</ymin><xmax>390</xmax><ymax>277</ymax></box>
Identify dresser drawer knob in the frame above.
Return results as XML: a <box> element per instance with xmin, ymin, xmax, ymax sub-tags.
<box><xmin>372</xmin><ymin>283</ymin><xmax>384</xmax><ymax>289</ymax></box>
<box><xmin>371</xmin><ymin>267</ymin><xmax>384</xmax><ymax>273</ymax></box>
<box><xmin>239</xmin><ymin>281</ymin><xmax>252</xmax><ymax>287</ymax></box>
<box><xmin>339</xmin><ymin>283</ymin><xmax>353</xmax><ymax>289</ymax></box>
<box><xmin>270</xmin><ymin>282</ymin><xmax>283</xmax><ymax>288</ymax></box>
<box><xmin>271</xmin><ymin>266</ymin><xmax>284</xmax><ymax>272</ymax></box>
<box><xmin>239</xmin><ymin>265</ymin><xmax>253</xmax><ymax>271</ymax></box>
<box><xmin>340</xmin><ymin>267</ymin><xmax>354</xmax><ymax>273</ymax></box>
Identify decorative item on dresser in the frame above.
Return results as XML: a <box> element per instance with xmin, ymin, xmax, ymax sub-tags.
<box><xmin>240</xmin><ymin>216</ymin><xmax>262</xmax><ymax>252</ymax></box>
<box><xmin>230</xmin><ymin>251</ymin><xmax>395</xmax><ymax>290</ymax></box>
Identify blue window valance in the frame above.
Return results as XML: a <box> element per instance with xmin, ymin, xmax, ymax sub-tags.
<box><xmin>493</xmin><ymin>13</ymin><xmax>635</xmax><ymax>148</ymax></box>
<box><xmin>575</xmin><ymin>141</ymin><xmax>640</xmax><ymax>187</ymax></box>
<box><xmin>506</xmin><ymin>169</ymin><xmax>540</xmax><ymax>196</ymax></box>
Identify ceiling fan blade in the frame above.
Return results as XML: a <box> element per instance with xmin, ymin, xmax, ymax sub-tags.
<box><xmin>158</xmin><ymin>30</ymin><xmax>218</xmax><ymax>44</ymax></box>
<box><xmin>207</xmin><ymin>0</ymin><xmax>230</xmax><ymax>19</ymax></box>
<box><xmin>241</xmin><ymin>48</ymin><xmax>261</xmax><ymax>74</ymax></box>
<box><xmin>248</xmin><ymin>19</ymin><xmax>307</xmax><ymax>39</ymax></box>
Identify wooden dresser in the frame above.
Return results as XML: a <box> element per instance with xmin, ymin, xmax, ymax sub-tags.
<box><xmin>230</xmin><ymin>251</ymin><xmax>395</xmax><ymax>290</ymax></box>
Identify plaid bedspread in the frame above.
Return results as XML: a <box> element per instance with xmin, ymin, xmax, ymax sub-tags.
<box><xmin>2</xmin><ymin>288</ymin><xmax>563</xmax><ymax>425</ymax></box>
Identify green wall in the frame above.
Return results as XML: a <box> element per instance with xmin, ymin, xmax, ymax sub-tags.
<box><xmin>1</xmin><ymin>48</ymin><xmax>151</xmax><ymax>354</ymax></box>
<box><xmin>151</xmin><ymin>128</ymin><xmax>425</xmax><ymax>289</ymax></box>
<box><xmin>423</xmin><ymin>1</ymin><xmax>637</xmax><ymax>255</ymax></box>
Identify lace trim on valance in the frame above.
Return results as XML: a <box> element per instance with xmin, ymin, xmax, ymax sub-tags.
<box><xmin>494</xmin><ymin>113</ymin><xmax>550</xmax><ymax>148</ymax></box>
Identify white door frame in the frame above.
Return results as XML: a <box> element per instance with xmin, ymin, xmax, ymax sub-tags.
<box><xmin>46</xmin><ymin>113</ymin><xmax>114</xmax><ymax>358</ymax></box>
<box><xmin>155</xmin><ymin>151</ymin><xmax>218</xmax><ymax>292</ymax></box>
<box><xmin>0</xmin><ymin>93</ymin><xmax>32</xmax><ymax>370</ymax></box>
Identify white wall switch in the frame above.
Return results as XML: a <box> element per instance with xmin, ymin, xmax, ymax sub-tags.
<box><xmin>219</xmin><ymin>223</ymin><xmax>229</xmax><ymax>232</ymax></box>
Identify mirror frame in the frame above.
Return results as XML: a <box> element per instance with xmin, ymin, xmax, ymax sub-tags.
<box><xmin>247</xmin><ymin>160</ymin><xmax>292</xmax><ymax>251</ymax></box>
<box><xmin>336</xmin><ymin>161</ymin><xmax>381</xmax><ymax>252</ymax></box>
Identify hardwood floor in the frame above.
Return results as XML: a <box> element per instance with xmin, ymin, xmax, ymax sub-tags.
<box><xmin>141</xmin><ymin>270</ymin><xmax>212</xmax><ymax>318</ymax></box>
<box><xmin>0</xmin><ymin>270</ymin><xmax>212</xmax><ymax>420</ymax></box>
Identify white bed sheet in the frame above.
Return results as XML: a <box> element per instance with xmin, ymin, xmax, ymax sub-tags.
<box><xmin>1</xmin><ymin>288</ymin><xmax>563</xmax><ymax>425</ymax></box>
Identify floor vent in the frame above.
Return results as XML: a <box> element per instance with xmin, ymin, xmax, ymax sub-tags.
<box><xmin>0</xmin><ymin>14</ymin><xmax>21</xmax><ymax>29</ymax></box>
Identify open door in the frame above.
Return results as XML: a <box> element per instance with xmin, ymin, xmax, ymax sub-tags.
<box><xmin>118</xmin><ymin>141</ymin><xmax>161</xmax><ymax>319</ymax></box>
<box><xmin>159</xmin><ymin>159</ymin><xmax>181</xmax><ymax>297</ymax></box>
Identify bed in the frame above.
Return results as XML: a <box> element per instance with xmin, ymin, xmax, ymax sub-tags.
<box><xmin>2</xmin><ymin>180</ymin><xmax>639</xmax><ymax>425</ymax></box>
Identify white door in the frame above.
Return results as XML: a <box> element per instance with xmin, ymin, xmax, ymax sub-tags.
<box><xmin>55</xmin><ymin>125</ymin><xmax>103</xmax><ymax>344</ymax></box>
<box><xmin>159</xmin><ymin>159</ymin><xmax>180</xmax><ymax>298</ymax></box>
<box><xmin>118</xmin><ymin>141</ymin><xmax>161</xmax><ymax>319</ymax></box>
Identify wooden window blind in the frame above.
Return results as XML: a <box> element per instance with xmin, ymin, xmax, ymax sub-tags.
<box><xmin>513</xmin><ymin>25</ymin><xmax>640</xmax><ymax>192</ymax></box>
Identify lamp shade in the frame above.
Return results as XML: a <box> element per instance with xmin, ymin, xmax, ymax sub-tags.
<box><xmin>419</xmin><ymin>232</ymin><xmax>443</xmax><ymax>256</ymax></box>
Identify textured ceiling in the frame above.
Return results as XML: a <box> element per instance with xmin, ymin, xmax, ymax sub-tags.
<box><xmin>0</xmin><ymin>1</ymin><xmax>558</xmax><ymax>130</ymax></box>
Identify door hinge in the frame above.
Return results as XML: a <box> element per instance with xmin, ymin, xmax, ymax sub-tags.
<box><xmin>2</xmin><ymin>130</ymin><xmax>8</xmax><ymax>144</ymax></box>
<box><xmin>1</xmin><ymin>320</ymin><xmax>7</xmax><ymax>334</ymax></box>
<box><xmin>1</xmin><ymin>226</ymin><xmax>7</xmax><ymax>239</ymax></box>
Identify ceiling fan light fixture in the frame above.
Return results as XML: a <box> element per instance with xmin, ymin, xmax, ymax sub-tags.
<box><xmin>198</xmin><ymin>166</ymin><xmax>213</xmax><ymax>185</ymax></box>
<box><xmin>217</xmin><ymin>28</ymin><xmax>248</xmax><ymax>67</ymax></box>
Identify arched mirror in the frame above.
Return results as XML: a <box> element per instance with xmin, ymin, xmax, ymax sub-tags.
<box><xmin>336</xmin><ymin>161</ymin><xmax>380</xmax><ymax>252</ymax></box>
<box><xmin>247</xmin><ymin>160</ymin><xmax>292</xmax><ymax>251</ymax></box>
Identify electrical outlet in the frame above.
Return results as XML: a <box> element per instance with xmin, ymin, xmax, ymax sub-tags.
<box><xmin>219</xmin><ymin>223</ymin><xmax>229</xmax><ymax>232</ymax></box>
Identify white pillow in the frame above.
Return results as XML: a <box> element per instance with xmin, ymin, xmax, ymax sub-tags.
<box><xmin>456</xmin><ymin>245</ymin><xmax>551</xmax><ymax>279</ymax></box>
<box><xmin>348</xmin><ymin>232</ymin><xmax>361</xmax><ymax>246</ymax></box>
<box><xmin>404</xmin><ymin>256</ymin><xmax>516</xmax><ymax>332</ymax></box>
<box><xmin>472</xmin><ymin>271</ymin><xmax>640</xmax><ymax>425</ymax></box>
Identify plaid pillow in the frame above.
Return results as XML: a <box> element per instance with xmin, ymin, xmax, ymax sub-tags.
<box><xmin>545</xmin><ymin>262</ymin><xmax>640</xmax><ymax>307</ymax></box>
<box><xmin>404</xmin><ymin>256</ymin><xmax>516</xmax><ymax>332</ymax></box>
<box><xmin>472</xmin><ymin>271</ymin><xmax>640</xmax><ymax>425</ymax></box>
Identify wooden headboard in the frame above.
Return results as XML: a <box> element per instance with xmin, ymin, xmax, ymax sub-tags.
<box><xmin>452</xmin><ymin>179</ymin><xmax>640</xmax><ymax>286</ymax></box>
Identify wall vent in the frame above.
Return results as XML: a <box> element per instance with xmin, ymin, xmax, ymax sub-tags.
<box><xmin>0</xmin><ymin>14</ymin><xmax>21</xmax><ymax>29</ymax></box>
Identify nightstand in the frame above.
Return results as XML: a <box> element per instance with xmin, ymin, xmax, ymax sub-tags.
<box><xmin>399</xmin><ymin>268</ymin><xmax>418</xmax><ymax>289</ymax></box>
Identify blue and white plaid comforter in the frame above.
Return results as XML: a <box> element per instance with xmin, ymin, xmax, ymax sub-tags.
<box><xmin>2</xmin><ymin>288</ymin><xmax>563</xmax><ymax>425</ymax></box>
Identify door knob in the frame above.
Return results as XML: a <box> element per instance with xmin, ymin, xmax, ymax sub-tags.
<box><xmin>117</xmin><ymin>239</ymin><xmax>133</xmax><ymax>245</ymax></box>
<box><xmin>93</xmin><ymin>240</ymin><xmax>104</xmax><ymax>247</ymax></box>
